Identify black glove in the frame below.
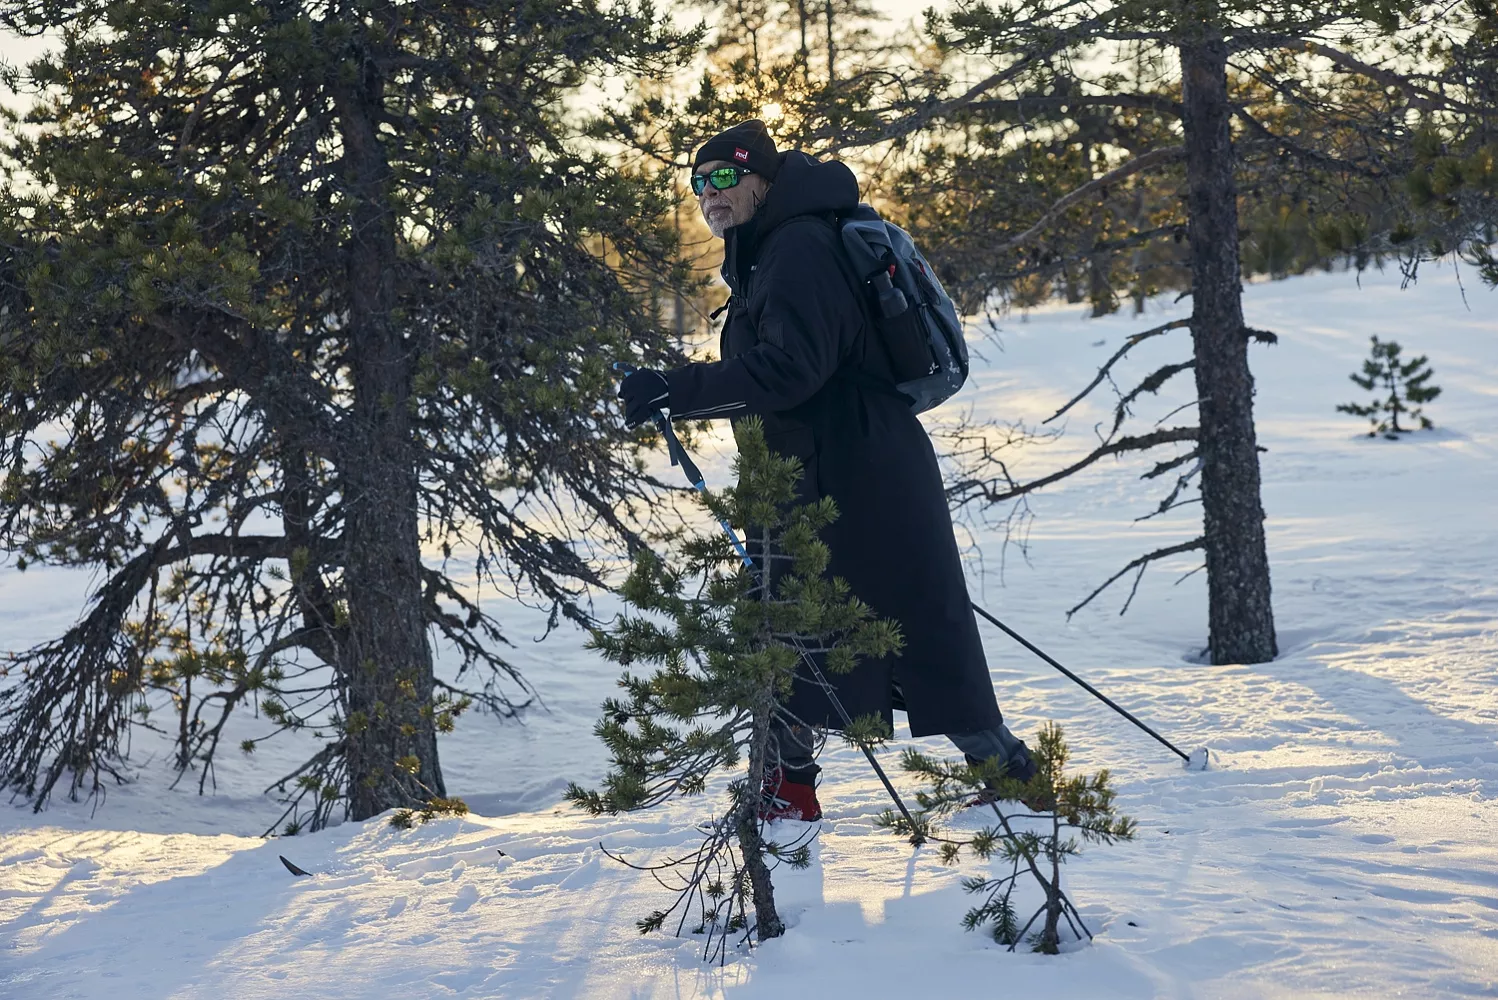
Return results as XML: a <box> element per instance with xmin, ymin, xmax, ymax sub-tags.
<box><xmin>618</xmin><ymin>369</ymin><xmax>671</xmax><ymax>429</ymax></box>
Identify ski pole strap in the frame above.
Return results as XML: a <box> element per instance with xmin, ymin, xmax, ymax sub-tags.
<box><xmin>656</xmin><ymin>421</ymin><xmax>754</xmax><ymax>570</ymax></box>
<box><xmin>970</xmin><ymin>602</ymin><xmax>1190</xmax><ymax>763</ymax></box>
<box><xmin>611</xmin><ymin>362</ymin><xmax>702</xmax><ymax>483</ymax></box>
<box><xmin>657</xmin><ymin>414</ymin><xmax>705</xmax><ymax>486</ymax></box>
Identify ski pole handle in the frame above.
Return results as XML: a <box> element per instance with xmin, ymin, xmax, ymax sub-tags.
<box><xmin>612</xmin><ymin>361</ymin><xmax>686</xmax><ymax>470</ymax></box>
<box><xmin>611</xmin><ymin>362</ymin><xmax>749</xmax><ymax>568</ymax></box>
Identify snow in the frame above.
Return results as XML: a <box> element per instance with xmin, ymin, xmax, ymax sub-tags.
<box><xmin>3</xmin><ymin>263</ymin><xmax>1497</xmax><ymax>998</ymax></box>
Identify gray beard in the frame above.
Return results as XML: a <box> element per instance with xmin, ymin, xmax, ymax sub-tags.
<box><xmin>707</xmin><ymin>212</ymin><xmax>733</xmax><ymax>238</ymax></box>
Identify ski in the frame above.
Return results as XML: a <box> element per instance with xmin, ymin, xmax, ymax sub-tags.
<box><xmin>279</xmin><ymin>855</ymin><xmax>312</xmax><ymax>877</ymax></box>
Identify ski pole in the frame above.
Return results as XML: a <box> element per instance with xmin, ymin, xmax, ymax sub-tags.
<box><xmin>613</xmin><ymin>362</ymin><xmax>925</xmax><ymax>835</ymax></box>
<box><xmin>968</xmin><ymin>601</ymin><xmax>1197</xmax><ymax>766</ymax></box>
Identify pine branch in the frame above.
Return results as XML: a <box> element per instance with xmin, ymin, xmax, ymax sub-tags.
<box><xmin>1228</xmin><ymin>100</ymin><xmax>1390</xmax><ymax>179</ymax></box>
<box><xmin>962</xmin><ymin>93</ymin><xmax>1184</xmax><ymax>120</ymax></box>
<box><xmin>815</xmin><ymin>5</ymin><xmax>1148</xmax><ymax>150</ymax></box>
<box><xmin>1296</xmin><ymin>39</ymin><xmax>1494</xmax><ymax>118</ymax></box>
<box><xmin>977</xmin><ymin>225</ymin><xmax>1188</xmax><ymax>285</ymax></box>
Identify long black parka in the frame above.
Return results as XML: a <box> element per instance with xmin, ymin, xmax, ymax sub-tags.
<box><xmin>665</xmin><ymin>151</ymin><xmax>1002</xmax><ymax>738</ymax></box>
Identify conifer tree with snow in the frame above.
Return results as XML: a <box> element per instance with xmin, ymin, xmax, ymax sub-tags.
<box><xmin>851</xmin><ymin>0</ymin><xmax>1496</xmax><ymax>660</ymax></box>
<box><xmin>1338</xmin><ymin>336</ymin><xmax>1441</xmax><ymax>438</ymax></box>
<box><xmin>885</xmin><ymin>723</ymin><xmax>1135</xmax><ymax>954</ymax></box>
<box><xmin>568</xmin><ymin>418</ymin><xmax>899</xmax><ymax>956</ymax></box>
<box><xmin>0</xmin><ymin>0</ymin><xmax>696</xmax><ymax>832</ymax></box>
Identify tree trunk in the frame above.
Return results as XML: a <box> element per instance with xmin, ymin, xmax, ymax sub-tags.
<box><xmin>1088</xmin><ymin>253</ymin><xmax>1114</xmax><ymax>317</ymax></box>
<box><xmin>335</xmin><ymin>53</ymin><xmax>445</xmax><ymax>821</ymax></box>
<box><xmin>672</xmin><ymin>199</ymin><xmax>687</xmax><ymax>340</ymax></box>
<box><xmin>1178</xmin><ymin>29</ymin><xmax>1277</xmax><ymax>665</ymax></box>
<box><xmin>736</xmin><ymin>808</ymin><xmax>785</xmax><ymax>940</ymax></box>
<box><xmin>738</xmin><ymin>693</ymin><xmax>784</xmax><ymax>940</ymax></box>
<box><xmin>1063</xmin><ymin>268</ymin><xmax>1084</xmax><ymax>304</ymax></box>
<box><xmin>797</xmin><ymin>0</ymin><xmax>810</xmax><ymax>70</ymax></box>
<box><xmin>1130</xmin><ymin>187</ymin><xmax>1149</xmax><ymax>315</ymax></box>
<box><xmin>1038</xmin><ymin>819</ymin><xmax>1063</xmax><ymax>954</ymax></box>
<box><xmin>825</xmin><ymin>0</ymin><xmax>836</xmax><ymax>85</ymax></box>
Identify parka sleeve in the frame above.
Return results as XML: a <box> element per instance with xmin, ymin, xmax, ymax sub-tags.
<box><xmin>665</xmin><ymin>221</ymin><xmax>861</xmax><ymax>420</ymax></box>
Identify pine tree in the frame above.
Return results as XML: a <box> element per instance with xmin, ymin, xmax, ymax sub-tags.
<box><xmin>567</xmin><ymin>418</ymin><xmax>900</xmax><ymax>957</ymax></box>
<box><xmin>1338</xmin><ymin>336</ymin><xmax>1441</xmax><ymax>438</ymax></box>
<box><xmin>866</xmin><ymin>1</ymin><xmax>1497</xmax><ymax>662</ymax></box>
<box><xmin>603</xmin><ymin>0</ymin><xmax>909</xmax><ymax>203</ymax></box>
<box><xmin>886</xmin><ymin>723</ymin><xmax>1135</xmax><ymax>954</ymax></box>
<box><xmin>0</xmin><ymin>0</ymin><xmax>696</xmax><ymax>830</ymax></box>
<box><xmin>586</xmin><ymin>0</ymin><xmax>902</xmax><ymax>363</ymax></box>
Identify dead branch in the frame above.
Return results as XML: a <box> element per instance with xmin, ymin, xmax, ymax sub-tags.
<box><xmin>1108</xmin><ymin>361</ymin><xmax>1196</xmax><ymax>437</ymax></box>
<box><xmin>948</xmin><ymin>426</ymin><xmax>1198</xmax><ymax>509</ymax></box>
<box><xmin>1141</xmin><ymin>448</ymin><xmax>1199</xmax><ymax>480</ymax></box>
<box><xmin>1134</xmin><ymin>455</ymin><xmax>1203</xmax><ymax>522</ymax></box>
<box><xmin>1045</xmin><ymin>319</ymin><xmax>1191</xmax><ymax>425</ymax></box>
<box><xmin>994</xmin><ymin>146</ymin><xmax>1188</xmax><ymax>258</ymax></box>
<box><xmin>1066</xmin><ymin>537</ymin><xmax>1205</xmax><ymax>619</ymax></box>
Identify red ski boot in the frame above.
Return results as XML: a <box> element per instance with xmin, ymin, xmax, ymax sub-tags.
<box><xmin>759</xmin><ymin>765</ymin><xmax>823</xmax><ymax>821</ymax></box>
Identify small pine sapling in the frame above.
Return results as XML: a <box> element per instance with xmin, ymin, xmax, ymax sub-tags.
<box><xmin>389</xmin><ymin>796</ymin><xmax>470</xmax><ymax>830</ymax></box>
<box><xmin>1337</xmin><ymin>336</ymin><xmax>1441</xmax><ymax>438</ymax></box>
<box><xmin>567</xmin><ymin>418</ymin><xmax>900</xmax><ymax>960</ymax></box>
<box><xmin>884</xmin><ymin>723</ymin><xmax>1135</xmax><ymax>954</ymax></box>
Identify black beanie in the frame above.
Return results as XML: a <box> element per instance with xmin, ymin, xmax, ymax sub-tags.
<box><xmin>692</xmin><ymin>120</ymin><xmax>780</xmax><ymax>182</ymax></box>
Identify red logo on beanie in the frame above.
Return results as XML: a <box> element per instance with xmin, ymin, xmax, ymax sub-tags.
<box><xmin>734</xmin><ymin>147</ymin><xmax>750</xmax><ymax>162</ymax></box>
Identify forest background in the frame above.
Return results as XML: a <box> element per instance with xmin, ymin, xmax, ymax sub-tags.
<box><xmin>0</xmin><ymin>0</ymin><xmax>1492</xmax><ymax>835</ymax></box>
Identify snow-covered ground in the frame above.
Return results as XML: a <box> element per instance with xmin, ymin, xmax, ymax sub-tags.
<box><xmin>3</xmin><ymin>264</ymin><xmax>1496</xmax><ymax>999</ymax></box>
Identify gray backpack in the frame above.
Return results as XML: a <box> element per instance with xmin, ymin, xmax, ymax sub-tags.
<box><xmin>838</xmin><ymin>204</ymin><xmax>969</xmax><ymax>413</ymax></box>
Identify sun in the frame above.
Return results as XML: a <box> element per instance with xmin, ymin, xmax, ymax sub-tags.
<box><xmin>761</xmin><ymin>102</ymin><xmax>784</xmax><ymax>123</ymax></box>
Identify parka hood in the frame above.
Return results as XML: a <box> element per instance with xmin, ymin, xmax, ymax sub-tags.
<box><xmin>749</xmin><ymin>150</ymin><xmax>859</xmax><ymax>232</ymax></box>
<box><xmin>720</xmin><ymin>151</ymin><xmax>859</xmax><ymax>290</ymax></box>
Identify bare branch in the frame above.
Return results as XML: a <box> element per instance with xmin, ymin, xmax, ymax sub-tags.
<box><xmin>1065</xmin><ymin>537</ymin><xmax>1206</xmax><ymax>619</ymax></box>
<box><xmin>1045</xmin><ymin>319</ymin><xmax>1191</xmax><ymax>425</ymax></box>
<box><xmin>1108</xmin><ymin>360</ymin><xmax>1196</xmax><ymax>437</ymax></box>
<box><xmin>1141</xmin><ymin>448</ymin><xmax>1199</xmax><ymax>480</ymax></box>
<box><xmin>993</xmin><ymin>146</ymin><xmax>1188</xmax><ymax>258</ymax></box>
<box><xmin>962</xmin><ymin>93</ymin><xmax>1184</xmax><ymax>120</ymax></box>
<box><xmin>1135</xmin><ymin>455</ymin><xmax>1203</xmax><ymax>522</ymax></box>
<box><xmin>947</xmin><ymin>425</ymin><xmax>1198</xmax><ymax>509</ymax></box>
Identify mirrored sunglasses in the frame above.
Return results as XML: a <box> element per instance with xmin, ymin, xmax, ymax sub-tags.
<box><xmin>691</xmin><ymin>166</ymin><xmax>755</xmax><ymax>196</ymax></box>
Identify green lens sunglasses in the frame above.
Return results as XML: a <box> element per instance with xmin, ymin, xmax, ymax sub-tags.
<box><xmin>691</xmin><ymin>166</ymin><xmax>755</xmax><ymax>196</ymax></box>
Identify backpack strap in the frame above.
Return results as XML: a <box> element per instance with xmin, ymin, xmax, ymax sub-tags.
<box><xmin>821</xmin><ymin>212</ymin><xmax>911</xmax><ymax>401</ymax></box>
<box><xmin>757</xmin><ymin>211</ymin><xmax>909</xmax><ymax>404</ymax></box>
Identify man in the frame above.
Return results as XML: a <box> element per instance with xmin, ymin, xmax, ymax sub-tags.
<box><xmin>618</xmin><ymin>120</ymin><xmax>1035</xmax><ymax>821</ymax></box>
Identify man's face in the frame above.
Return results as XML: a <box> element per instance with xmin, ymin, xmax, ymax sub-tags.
<box><xmin>695</xmin><ymin>160</ymin><xmax>770</xmax><ymax>238</ymax></box>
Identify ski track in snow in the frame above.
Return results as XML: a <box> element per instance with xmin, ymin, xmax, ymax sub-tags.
<box><xmin>2</xmin><ymin>266</ymin><xmax>1497</xmax><ymax>998</ymax></box>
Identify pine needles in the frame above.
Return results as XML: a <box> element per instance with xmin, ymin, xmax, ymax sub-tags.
<box><xmin>883</xmin><ymin>723</ymin><xmax>1135</xmax><ymax>954</ymax></box>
